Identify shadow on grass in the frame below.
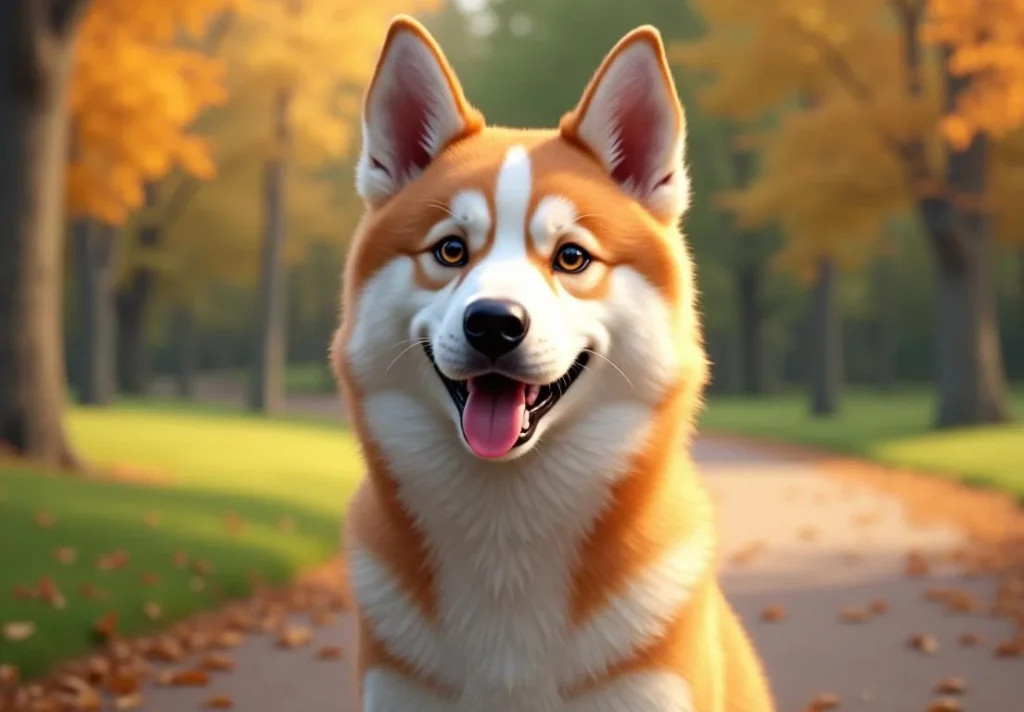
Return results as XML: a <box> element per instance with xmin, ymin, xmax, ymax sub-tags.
<box><xmin>0</xmin><ymin>468</ymin><xmax>350</xmax><ymax>679</ymax></box>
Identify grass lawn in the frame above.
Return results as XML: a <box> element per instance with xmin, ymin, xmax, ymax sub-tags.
<box><xmin>0</xmin><ymin>403</ymin><xmax>362</xmax><ymax>679</ymax></box>
<box><xmin>700</xmin><ymin>388</ymin><xmax>1024</xmax><ymax>499</ymax></box>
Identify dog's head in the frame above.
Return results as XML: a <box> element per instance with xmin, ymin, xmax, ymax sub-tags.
<box><xmin>335</xmin><ymin>17</ymin><xmax>707</xmax><ymax>464</ymax></box>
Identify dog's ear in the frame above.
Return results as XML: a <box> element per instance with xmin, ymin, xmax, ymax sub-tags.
<box><xmin>356</xmin><ymin>16</ymin><xmax>484</xmax><ymax>206</ymax></box>
<box><xmin>560</xmin><ymin>26</ymin><xmax>689</xmax><ymax>223</ymax></box>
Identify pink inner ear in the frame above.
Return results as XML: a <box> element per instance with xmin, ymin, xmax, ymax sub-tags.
<box><xmin>374</xmin><ymin>51</ymin><xmax>435</xmax><ymax>180</ymax></box>
<box><xmin>609</xmin><ymin>65</ymin><xmax>663</xmax><ymax>190</ymax></box>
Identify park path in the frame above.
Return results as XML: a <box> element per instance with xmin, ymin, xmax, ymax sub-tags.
<box><xmin>118</xmin><ymin>433</ymin><xmax>1021</xmax><ymax>712</ymax></box>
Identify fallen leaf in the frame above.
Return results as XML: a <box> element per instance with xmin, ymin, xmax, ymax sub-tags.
<box><xmin>936</xmin><ymin>677</ymin><xmax>966</xmax><ymax>695</ymax></box>
<box><xmin>34</xmin><ymin>510</ymin><xmax>56</xmax><ymax>528</ymax></box>
<box><xmin>277</xmin><ymin>626</ymin><xmax>313</xmax><ymax>649</ymax></box>
<box><xmin>78</xmin><ymin>583</ymin><xmax>111</xmax><ymax>601</ymax></box>
<box><xmin>56</xmin><ymin>675</ymin><xmax>103</xmax><ymax>710</ymax></box>
<box><xmin>139</xmin><ymin>571</ymin><xmax>160</xmax><ymax>586</ymax></box>
<box><xmin>160</xmin><ymin>668</ymin><xmax>210</xmax><ymax>687</ymax></box>
<box><xmin>142</xmin><ymin>511</ymin><xmax>162</xmax><ymax>528</ymax></box>
<box><xmin>760</xmin><ymin>605</ymin><xmax>787</xmax><ymax>623</ymax></box>
<box><xmin>193</xmin><ymin>559</ymin><xmax>214</xmax><ymax>575</ymax></box>
<box><xmin>2</xmin><ymin>621</ymin><xmax>35</xmax><ymax>642</ymax></box>
<box><xmin>839</xmin><ymin>606</ymin><xmax>872</xmax><ymax>624</ymax></box>
<box><xmin>205</xmin><ymin>695</ymin><xmax>234</xmax><ymax>709</ymax></box>
<box><xmin>317</xmin><ymin>645</ymin><xmax>343</xmax><ymax>661</ymax></box>
<box><xmin>868</xmin><ymin>599</ymin><xmax>889</xmax><ymax>615</ymax></box>
<box><xmin>926</xmin><ymin>698</ymin><xmax>962</xmax><ymax>712</ymax></box>
<box><xmin>0</xmin><ymin>664</ymin><xmax>19</xmax><ymax>686</ymax></box>
<box><xmin>213</xmin><ymin>630</ymin><xmax>243</xmax><ymax>649</ymax></box>
<box><xmin>993</xmin><ymin>639</ymin><xmax>1022</xmax><ymax>658</ymax></box>
<box><xmin>201</xmin><ymin>654</ymin><xmax>235</xmax><ymax>672</ymax></box>
<box><xmin>908</xmin><ymin>633</ymin><xmax>939</xmax><ymax>655</ymax></box>
<box><xmin>312</xmin><ymin>609</ymin><xmax>336</xmax><ymax>627</ymax></box>
<box><xmin>114</xmin><ymin>693</ymin><xmax>144</xmax><ymax>710</ymax></box>
<box><xmin>93</xmin><ymin>612</ymin><xmax>118</xmax><ymax>641</ymax></box>
<box><xmin>905</xmin><ymin>551</ymin><xmax>931</xmax><ymax>578</ymax></box>
<box><xmin>146</xmin><ymin>638</ymin><xmax>185</xmax><ymax>663</ymax></box>
<box><xmin>53</xmin><ymin>546</ymin><xmax>77</xmax><ymax>564</ymax></box>
<box><xmin>172</xmin><ymin>551</ymin><xmax>190</xmax><ymax>569</ymax></box>
<box><xmin>805</xmin><ymin>692</ymin><xmax>840</xmax><ymax>711</ymax></box>
<box><xmin>222</xmin><ymin>511</ymin><xmax>245</xmax><ymax>535</ymax></box>
<box><xmin>143</xmin><ymin>602</ymin><xmax>163</xmax><ymax>622</ymax></box>
<box><xmin>37</xmin><ymin>576</ymin><xmax>66</xmax><ymax>609</ymax></box>
<box><xmin>11</xmin><ymin>584</ymin><xmax>33</xmax><ymax>600</ymax></box>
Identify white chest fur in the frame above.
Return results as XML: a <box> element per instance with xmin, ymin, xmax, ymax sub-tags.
<box><xmin>350</xmin><ymin>391</ymin><xmax>704</xmax><ymax>711</ymax></box>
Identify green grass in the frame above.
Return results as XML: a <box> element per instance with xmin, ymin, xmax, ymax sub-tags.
<box><xmin>700</xmin><ymin>388</ymin><xmax>1024</xmax><ymax>498</ymax></box>
<box><xmin>0</xmin><ymin>404</ymin><xmax>363</xmax><ymax>678</ymax></box>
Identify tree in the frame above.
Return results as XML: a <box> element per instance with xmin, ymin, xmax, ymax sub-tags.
<box><xmin>212</xmin><ymin>0</ymin><xmax>442</xmax><ymax>414</ymax></box>
<box><xmin>0</xmin><ymin>0</ymin><xmax>93</xmax><ymax>467</ymax></box>
<box><xmin>66</xmin><ymin>2</ymin><xmax>237</xmax><ymax>396</ymax></box>
<box><xmin>678</xmin><ymin>0</ymin><xmax>1023</xmax><ymax>427</ymax></box>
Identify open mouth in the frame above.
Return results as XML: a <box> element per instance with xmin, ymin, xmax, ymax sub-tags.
<box><xmin>424</xmin><ymin>344</ymin><xmax>590</xmax><ymax>459</ymax></box>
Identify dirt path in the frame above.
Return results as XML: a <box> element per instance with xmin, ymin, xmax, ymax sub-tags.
<box><xmin>71</xmin><ymin>435</ymin><xmax>1009</xmax><ymax>712</ymax></box>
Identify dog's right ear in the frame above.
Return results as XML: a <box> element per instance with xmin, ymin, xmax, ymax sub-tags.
<box><xmin>356</xmin><ymin>16</ymin><xmax>484</xmax><ymax>206</ymax></box>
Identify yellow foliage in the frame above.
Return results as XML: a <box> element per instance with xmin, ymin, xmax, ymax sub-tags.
<box><xmin>219</xmin><ymin>0</ymin><xmax>442</xmax><ymax>164</ymax></box>
<box><xmin>68</xmin><ymin>0</ymin><xmax>239</xmax><ymax>224</ymax></box>
<box><xmin>925</xmin><ymin>0</ymin><xmax>1024</xmax><ymax>147</ymax></box>
<box><xmin>677</xmin><ymin>0</ymin><xmax>1024</xmax><ymax>273</ymax></box>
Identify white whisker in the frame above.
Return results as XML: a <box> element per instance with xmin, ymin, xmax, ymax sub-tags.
<box><xmin>582</xmin><ymin>348</ymin><xmax>633</xmax><ymax>389</ymax></box>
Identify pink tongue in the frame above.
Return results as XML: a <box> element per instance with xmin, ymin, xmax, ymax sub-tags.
<box><xmin>462</xmin><ymin>377</ymin><xmax>526</xmax><ymax>459</ymax></box>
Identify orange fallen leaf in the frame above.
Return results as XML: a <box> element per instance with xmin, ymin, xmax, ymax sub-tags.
<box><xmin>172</xmin><ymin>551</ymin><xmax>190</xmax><ymax>569</ymax></box>
<box><xmin>114</xmin><ymin>693</ymin><xmax>144</xmax><ymax>710</ymax></box>
<box><xmin>868</xmin><ymin>599</ymin><xmax>889</xmax><ymax>615</ymax></box>
<box><xmin>839</xmin><ymin>606</ymin><xmax>872</xmax><ymax>624</ymax></box>
<box><xmin>926</xmin><ymin>698</ymin><xmax>962</xmax><ymax>712</ymax></box>
<box><xmin>213</xmin><ymin>630</ymin><xmax>243</xmax><ymax>649</ymax></box>
<box><xmin>205</xmin><ymin>695</ymin><xmax>234</xmax><ymax>709</ymax></box>
<box><xmin>53</xmin><ymin>546</ymin><xmax>77</xmax><ymax>564</ymax></box>
<box><xmin>146</xmin><ymin>638</ymin><xmax>185</xmax><ymax>663</ymax></box>
<box><xmin>312</xmin><ymin>609</ymin><xmax>336</xmax><ymax>627</ymax></box>
<box><xmin>277</xmin><ymin>626</ymin><xmax>312</xmax><ymax>649</ymax></box>
<box><xmin>2</xmin><ymin>621</ymin><xmax>35</xmax><ymax>642</ymax></box>
<box><xmin>201</xmin><ymin>653</ymin><xmax>235</xmax><ymax>672</ymax></box>
<box><xmin>160</xmin><ymin>668</ymin><xmax>210</xmax><ymax>687</ymax></box>
<box><xmin>760</xmin><ymin>605</ymin><xmax>787</xmax><ymax>623</ymax></box>
<box><xmin>193</xmin><ymin>558</ymin><xmax>214</xmax><ymax>575</ymax></box>
<box><xmin>142</xmin><ymin>511</ymin><xmax>162</xmax><ymax>528</ymax></box>
<box><xmin>317</xmin><ymin>645</ymin><xmax>343</xmax><ymax>661</ymax></box>
<box><xmin>936</xmin><ymin>677</ymin><xmax>966</xmax><ymax>694</ymax></box>
<box><xmin>34</xmin><ymin>510</ymin><xmax>56</xmax><ymax>528</ymax></box>
<box><xmin>804</xmin><ymin>692</ymin><xmax>840</xmax><ymax>711</ymax></box>
<box><xmin>139</xmin><ymin>571</ymin><xmax>160</xmax><ymax>586</ymax></box>
<box><xmin>0</xmin><ymin>664</ymin><xmax>19</xmax><ymax>686</ymax></box>
<box><xmin>93</xmin><ymin>612</ymin><xmax>118</xmax><ymax>641</ymax></box>
<box><xmin>993</xmin><ymin>639</ymin><xmax>1022</xmax><ymax>658</ymax></box>
<box><xmin>905</xmin><ymin>551</ymin><xmax>931</xmax><ymax>578</ymax></box>
<box><xmin>142</xmin><ymin>602</ymin><xmax>163</xmax><ymax>622</ymax></box>
<box><xmin>908</xmin><ymin>633</ymin><xmax>939</xmax><ymax>654</ymax></box>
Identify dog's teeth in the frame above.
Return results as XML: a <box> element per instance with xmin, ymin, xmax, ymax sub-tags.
<box><xmin>526</xmin><ymin>385</ymin><xmax>540</xmax><ymax>406</ymax></box>
<box><xmin>521</xmin><ymin>408</ymin><xmax>530</xmax><ymax>431</ymax></box>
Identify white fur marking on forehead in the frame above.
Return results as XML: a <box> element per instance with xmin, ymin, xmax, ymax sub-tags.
<box><xmin>530</xmin><ymin>195</ymin><xmax>578</xmax><ymax>254</ymax></box>
<box><xmin>491</xmin><ymin>146</ymin><xmax>533</xmax><ymax>258</ymax></box>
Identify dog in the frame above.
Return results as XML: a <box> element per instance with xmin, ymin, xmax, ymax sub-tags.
<box><xmin>331</xmin><ymin>15</ymin><xmax>775</xmax><ymax>712</ymax></box>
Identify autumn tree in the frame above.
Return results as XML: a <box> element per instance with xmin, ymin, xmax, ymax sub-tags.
<box><xmin>205</xmin><ymin>0</ymin><xmax>440</xmax><ymax>413</ymax></box>
<box><xmin>68</xmin><ymin>0</ymin><xmax>235</xmax><ymax>403</ymax></box>
<box><xmin>0</xmin><ymin>0</ymin><xmax>94</xmax><ymax>466</ymax></box>
<box><xmin>678</xmin><ymin>0</ymin><xmax>1022</xmax><ymax>427</ymax></box>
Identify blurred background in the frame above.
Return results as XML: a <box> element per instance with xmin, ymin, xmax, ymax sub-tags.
<box><xmin>1</xmin><ymin>0</ymin><xmax>1022</xmax><ymax>691</ymax></box>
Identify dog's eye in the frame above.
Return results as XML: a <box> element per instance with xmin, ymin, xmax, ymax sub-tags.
<box><xmin>433</xmin><ymin>236</ymin><xmax>469</xmax><ymax>267</ymax></box>
<box><xmin>553</xmin><ymin>244</ymin><xmax>591</xmax><ymax>274</ymax></box>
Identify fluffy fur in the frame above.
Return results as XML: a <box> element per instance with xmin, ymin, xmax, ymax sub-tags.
<box><xmin>332</xmin><ymin>16</ymin><xmax>775</xmax><ymax>712</ymax></box>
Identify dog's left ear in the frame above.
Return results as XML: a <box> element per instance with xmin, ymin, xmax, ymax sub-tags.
<box><xmin>560</xmin><ymin>26</ymin><xmax>689</xmax><ymax>223</ymax></box>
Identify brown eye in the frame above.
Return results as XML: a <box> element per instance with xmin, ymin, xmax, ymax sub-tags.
<box><xmin>554</xmin><ymin>243</ymin><xmax>591</xmax><ymax>274</ymax></box>
<box><xmin>433</xmin><ymin>236</ymin><xmax>468</xmax><ymax>267</ymax></box>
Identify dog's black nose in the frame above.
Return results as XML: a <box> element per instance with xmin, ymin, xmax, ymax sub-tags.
<box><xmin>463</xmin><ymin>298</ymin><xmax>530</xmax><ymax>360</ymax></box>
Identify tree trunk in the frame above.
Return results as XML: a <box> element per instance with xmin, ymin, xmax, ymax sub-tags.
<box><xmin>895</xmin><ymin>15</ymin><xmax>1012</xmax><ymax>426</ymax></box>
<box><xmin>0</xmin><ymin>0</ymin><xmax>90</xmax><ymax>467</ymax></box>
<box><xmin>917</xmin><ymin>53</ymin><xmax>1011</xmax><ymax>428</ymax></box>
<box><xmin>73</xmin><ymin>219</ymin><xmax>117</xmax><ymax>405</ymax></box>
<box><xmin>736</xmin><ymin>263</ymin><xmax>765</xmax><ymax>396</ymax></box>
<box><xmin>807</xmin><ymin>257</ymin><xmax>843</xmax><ymax>417</ymax></box>
<box><xmin>871</xmin><ymin>259</ymin><xmax>896</xmax><ymax>392</ymax></box>
<box><xmin>171</xmin><ymin>304</ymin><xmax>197</xmax><ymax>398</ymax></box>
<box><xmin>115</xmin><ymin>220</ymin><xmax>160</xmax><ymax>395</ymax></box>
<box><xmin>249</xmin><ymin>88</ymin><xmax>292</xmax><ymax>413</ymax></box>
